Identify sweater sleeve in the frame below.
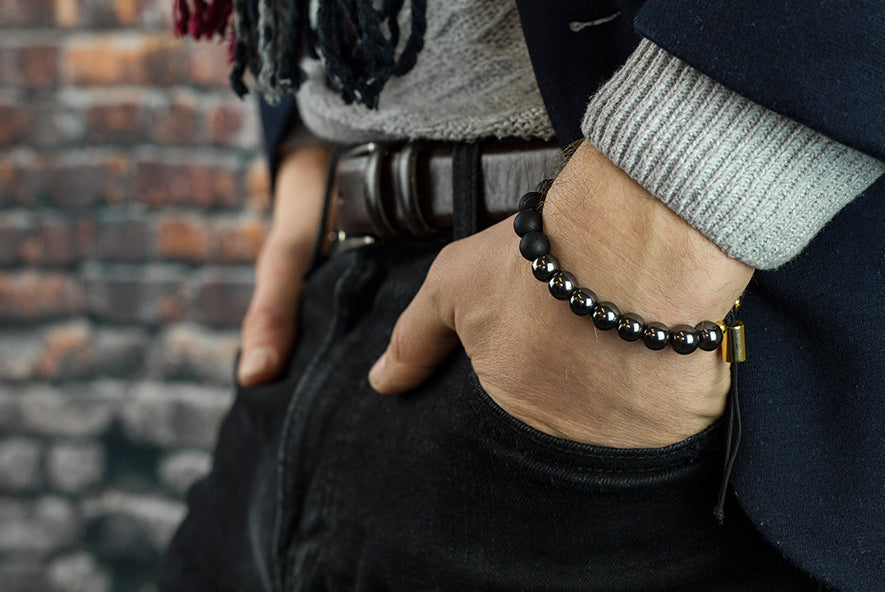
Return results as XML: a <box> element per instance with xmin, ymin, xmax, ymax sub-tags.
<box><xmin>582</xmin><ymin>39</ymin><xmax>885</xmax><ymax>270</ymax></box>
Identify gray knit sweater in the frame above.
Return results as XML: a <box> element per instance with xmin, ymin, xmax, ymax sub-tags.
<box><xmin>296</xmin><ymin>1</ymin><xmax>884</xmax><ymax>269</ymax></box>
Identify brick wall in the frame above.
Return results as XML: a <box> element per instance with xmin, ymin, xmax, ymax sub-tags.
<box><xmin>0</xmin><ymin>1</ymin><xmax>269</xmax><ymax>590</ymax></box>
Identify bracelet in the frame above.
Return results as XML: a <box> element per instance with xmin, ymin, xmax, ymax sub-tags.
<box><xmin>514</xmin><ymin>180</ymin><xmax>747</xmax><ymax>362</ymax></box>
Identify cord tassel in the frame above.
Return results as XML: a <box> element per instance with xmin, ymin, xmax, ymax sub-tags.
<box><xmin>713</xmin><ymin>305</ymin><xmax>746</xmax><ymax>524</ymax></box>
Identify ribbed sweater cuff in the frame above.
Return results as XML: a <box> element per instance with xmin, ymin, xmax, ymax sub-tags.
<box><xmin>582</xmin><ymin>39</ymin><xmax>885</xmax><ymax>269</ymax></box>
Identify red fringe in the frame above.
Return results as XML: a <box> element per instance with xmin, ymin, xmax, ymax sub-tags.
<box><xmin>173</xmin><ymin>0</ymin><xmax>234</xmax><ymax>41</ymax></box>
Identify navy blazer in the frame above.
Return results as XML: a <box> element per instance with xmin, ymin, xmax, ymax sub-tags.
<box><xmin>261</xmin><ymin>2</ymin><xmax>885</xmax><ymax>588</ymax></box>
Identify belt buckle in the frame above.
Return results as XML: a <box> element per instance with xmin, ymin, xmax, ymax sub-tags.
<box><xmin>334</xmin><ymin>141</ymin><xmax>436</xmax><ymax>251</ymax></box>
<box><xmin>334</xmin><ymin>141</ymin><xmax>392</xmax><ymax>251</ymax></box>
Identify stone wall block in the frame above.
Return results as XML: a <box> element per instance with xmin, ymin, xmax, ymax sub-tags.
<box><xmin>47</xmin><ymin>441</ymin><xmax>106</xmax><ymax>493</ymax></box>
<box><xmin>19</xmin><ymin>382</ymin><xmax>123</xmax><ymax>438</ymax></box>
<box><xmin>0</xmin><ymin>438</ymin><xmax>42</xmax><ymax>492</ymax></box>
<box><xmin>158</xmin><ymin>323</ymin><xmax>239</xmax><ymax>384</ymax></box>
<box><xmin>47</xmin><ymin>551</ymin><xmax>111</xmax><ymax>592</ymax></box>
<box><xmin>0</xmin><ymin>497</ymin><xmax>79</xmax><ymax>554</ymax></box>
<box><xmin>83</xmin><ymin>263</ymin><xmax>189</xmax><ymax>325</ymax></box>
<box><xmin>81</xmin><ymin>491</ymin><xmax>186</xmax><ymax>556</ymax></box>
<box><xmin>122</xmin><ymin>382</ymin><xmax>232</xmax><ymax>449</ymax></box>
<box><xmin>94</xmin><ymin>328</ymin><xmax>151</xmax><ymax>378</ymax></box>
<box><xmin>157</xmin><ymin>450</ymin><xmax>212</xmax><ymax>496</ymax></box>
<box><xmin>190</xmin><ymin>266</ymin><xmax>254</xmax><ymax>327</ymax></box>
<box><xmin>0</xmin><ymin>272</ymin><xmax>85</xmax><ymax>322</ymax></box>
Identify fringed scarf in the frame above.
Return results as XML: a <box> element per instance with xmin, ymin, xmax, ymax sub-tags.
<box><xmin>174</xmin><ymin>0</ymin><xmax>427</xmax><ymax>108</ymax></box>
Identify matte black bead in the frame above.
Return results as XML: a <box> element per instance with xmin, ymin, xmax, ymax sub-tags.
<box><xmin>513</xmin><ymin>209</ymin><xmax>542</xmax><ymax>237</ymax></box>
<box><xmin>518</xmin><ymin>191</ymin><xmax>543</xmax><ymax>211</ymax></box>
<box><xmin>548</xmin><ymin>271</ymin><xmax>577</xmax><ymax>300</ymax></box>
<box><xmin>642</xmin><ymin>322</ymin><xmax>670</xmax><ymax>350</ymax></box>
<box><xmin>535</xmin><ymin>179</ymin><xmax>554</xmax><ymax>196</ymax></box>
<box><xmin>670</xmin><ymin>324</ymin><xmax>700</xmax><ymax>355</ymax></box>
<box><xmin>591</xmin><ymin>301</ymin><xmax>620</xmax><ymax>330</ymax></box>
<box><xmin>569</xmin><ymin>288</ymin><xmax>598</xmax><ymax>316</ymax></box>
<box><xmin>617</xmin><ymin>313</ymin><xmax>644</xmax><ymax>342</ymax></box>
<box><xmin>519</xmin><ymin>231</ymin><xmax>549</xmax><ymax>261</ymax></box>
<box><xmin>531</xmin><ymin>254</ymin><xmax>559</xmax><ymax>282</ymax></box>
<box><xmin>696</xmin><ymin>321</ymin><xmax>724</xmax><ymax>351</ymax></box>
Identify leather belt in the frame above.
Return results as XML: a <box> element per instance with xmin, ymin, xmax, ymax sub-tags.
<box><xmin>333</xmin><ymin>141</ymin><xmax>561</xmax><ymax>248</ymax></box>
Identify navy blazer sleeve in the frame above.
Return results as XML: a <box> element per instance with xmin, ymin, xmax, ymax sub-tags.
<box><xmin>635</xmin><ymin>0</ymin><xmax>885</xmax><ymax>161</ymax></box>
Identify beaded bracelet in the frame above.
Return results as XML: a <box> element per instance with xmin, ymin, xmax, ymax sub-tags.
<box><xmin>514</xmin><ymin>180</ymin><xmax>747</xmax><ymax>362</ymax></box>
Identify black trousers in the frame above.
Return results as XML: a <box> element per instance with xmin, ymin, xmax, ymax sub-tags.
<box><xmin>157</xmin><ymin>225</ymin><xmax>819</xmax><ymax>591</ymax></box>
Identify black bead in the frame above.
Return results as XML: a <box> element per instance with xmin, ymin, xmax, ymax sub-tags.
<box><xmin>696</xmin><ymin>321</ymin><xmax>724</xmax><ymax>351</ymax></box>
<box><xmin>531</xmin><ymin>254</ymin><xmax>559</xmax><ymax>282</ymax></box>
<box><xmin>591</xmin><ymin>301</ymin><xmax>620</xmax><ymax>330</ymax></box>
<box><xmin>513</xmin><ymin>209</ymin><xmax>542</xmax><ymax>237</ymax></box>
<box><xmin>569</xmin><ymin>288</ymin><xmax>597</xmax><ymax>316</ymax></box>
<box><xmin>548</xmin><ymin>271</ymin><xmax>577</xmax><ymax>300</ymax></box>
<box><xmin>670</xmin><ymin>324</ymin><xmax>700</xmax><ymax>355</ymax></box>
<box><xmin>519</xmin><ymin>231</ymin><xmax>550</xmax><ymax>260</ymax></box>
<box><xmin>617</xmin><ymin>313</ymin><xmax>644</xmax><ymax>342</ymax></box>
<box><xmin>535</xmin><ymin>179</ymin><xmax>554</xmax><ymax>196</ymax></box>
<box><xmin>518</xmin><ymin>191</ymin><xmax>543</xmax><ymax>211</ymax></box>
<box><xmin>642</xmin><ymin>322</ymin><xmax>670</xmax><ymax>350</ymax></box>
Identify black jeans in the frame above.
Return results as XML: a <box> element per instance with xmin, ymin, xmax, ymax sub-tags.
<box><xmin>158</xmin><ymin>232</ymin><xmax>818</xmax><ymax>591</ymax></box>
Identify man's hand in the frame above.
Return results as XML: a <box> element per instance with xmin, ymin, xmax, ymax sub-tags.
<box><xmin>237</xmin><ymin>145</ymin><xmax>332</xmax><ymax>386</ymax></box>
<box><xmin>369</xmin><ymin>141</ymin><xmax>753</xmax><ymax>448</ymax></box>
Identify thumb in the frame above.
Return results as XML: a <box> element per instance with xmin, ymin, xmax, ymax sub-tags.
<box><xmin>238</xmin><ymin>240</ymin><xmax>307</xmax><ymax>386</ymax></box>
<box><xmin>369</xmin><ymin>281</ymin><xmax>459</xmax><ymax>395</ymax></box>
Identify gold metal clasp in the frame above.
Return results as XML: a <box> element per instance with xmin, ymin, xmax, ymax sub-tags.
<box><xmin>721</xmin><ymin>321</ymin><xmax>747</xmax><ymax>363</ymax></box>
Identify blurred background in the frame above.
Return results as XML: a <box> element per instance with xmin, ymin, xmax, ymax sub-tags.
<box><xmin>0</xmin><ymin>1</ymin><xmax>269</xmax><ymax>590</ymax></box>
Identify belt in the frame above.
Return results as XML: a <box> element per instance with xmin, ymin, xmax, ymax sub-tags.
<box><xmin>333</xmin><ymin>141</ymin><xmax>561</xmax><ymax>248</ymax></box>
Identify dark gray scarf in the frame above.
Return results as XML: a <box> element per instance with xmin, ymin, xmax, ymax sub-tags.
<box><xmin>231</xmin><ymin>0</ymin><xmax>427</xmax><ymax>108</ymax></box>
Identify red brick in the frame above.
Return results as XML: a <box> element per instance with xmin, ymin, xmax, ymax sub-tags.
<box><xmin>83</xmin><ymin>264</ymin><xmax>188</xmax><ymax>325</ymax></box>
<box><xmin>0</xmin><ymin>272</ymin><xmax>85</xmax><ymax>322</ymax></box>
<box><xmin>134</xmin><ymin>160</ymin><xmax>239</xmax><ymax>209</ymax></box>
<box><xmin>159</xmin><ymin>324</ymin><xmax>239</xmax><ymax>384</ymax></box>
<box><xmin>206</xmin><ymin>103</ymin><xmax>246</xmax><ymax>147</ymax></box>
<box><xmin>191</xmin><ymin>268</ymin><xmax>253</xmax><ymax>327</ymax></box>
<box><xmin>64</xmin><ymin>35</ymin><xmax>188</xmax><ymax>87</ymax></box>
<box><xmin>0</xmin><ymin>0</ymin><xmax>57</xmax><ymax>27</ymax></box>
<box><xmin>54</xmin><ymin>0</ymin><xmax>78</xmax><ymax>29</ymax></box>
<box><xmin>25</xmin><ymin>103</ymin><xmax>85</xmax><ymax>148</ymax></box>
<box><xmin>18</xmin><ymin>45</ymin><xmax>59</xmax><ymax>90</ymax></box>
<box><xmin>86</xmin><ymin>103</ymin><xmax>140</xmax><ymax>144</ymax></box>
<box><xmin>155</xmin><ymin>215</ymin><xmax>210</xmax><ymax>262</ymax></box>
<box><xmin>212</xmin><ymin>215</ymin><xmax>268</xmax><ymax>264</ymax></box>
<box><xmin>35</xmin><ymin>321</ymin><xmax>95</xmax><ymax>381</ymax></box>
<box><xmin>39</xmin><ymin>156</ymin><xmax>129</xmax><ymax>207</ymax></box>
<box><xmin>245</xmin><ymin>157</ymin><xmax>271</xmax><ymax>212</ymax></box>
<box><xmin>144</xmin><ymin>100</ymin><xmax>198</xmax><ymax>145</ymax></box>
<box><xmin>0</xmin><ymin>104</ymin><xmax>30</xmax><ymax>146</ymax></box>
<box><xmin>20</xmin><ymin>216</ymin><xmax>95</xmax><ymax>266</ymax></box>
<box><xmin>0</xmin><ymin>213</ymin><xmax>33</xmax><ymax>265</ymax></box>
<box><xmin>95</xmin><ymin>214</ymin><xmax>152</xmax><ymax>262</ymax></box>
<box><xmin>187</xmin><ymin>43</ymin><xmax>233</xmax><ymax>89</ymax></box>
<box><xmin>0</xmin><ymin>159</ymin><xmax>32</xmax><ymax>207</ymax></box>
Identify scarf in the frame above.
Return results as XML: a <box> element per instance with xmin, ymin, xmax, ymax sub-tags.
<box><xmin>174</xmin><ymin>0</ymin><xmax>427</xmax><ymax>108</ymax></box>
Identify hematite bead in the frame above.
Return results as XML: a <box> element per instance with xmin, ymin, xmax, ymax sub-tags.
<box><xmin>696</xmin><ymin>320</ymin><xmax>724</xmax><ymax>351</ymax></box>
<box><xmin>535</xmin><ymin>179</ymin><xmax>554</xmax><ymax>196</ymax></box>
<box><xmin>518</xmin><ymin>191</ymin><xmax>543</xmax><ymax>211</ymax></box>
<box><xmin>617</xmin><ymin>313</ymin><xmax>644</xmax><ymax>342</ymax></box>
<box><xmin>531</xmin><ymin>254</ymin><xmax>559</xmax><ymax>282</ymax></box>
<box><xmin>569</xmin><ymin>288</ymin><xmax>597</xmax><ymax>316</ymax></box>
<box><xmin>513</xmin><ymin>209</ymin><xmax>542</xmax><ymax>237</ymax></box>
<box><xmin>519</xmin><ymin>231</ymin><xmax>549</xmax><ymax>260</ymax></box>
<box><xmin>642</xmin><ymin>322</ymin><xmax>670</xmax><ymax>350</ymax></box>
<box><xmin>548</xmin><ymin>271</ymin><xmax>577</xmax><ymax>300</ymax></box>
<box><xmin>670</xmin><ymin>324</ymin><xmax>700</xmax><ymax>355</ymax></box>
<box><xmin>591</xmin><ymin>301</ymin><xmax>620</xmax><ymax>330</ymax></box>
